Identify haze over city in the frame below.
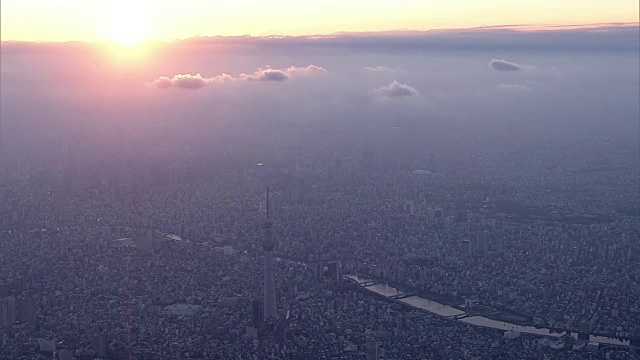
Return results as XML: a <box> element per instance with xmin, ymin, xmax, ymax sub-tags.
<box><xmin>0</xmin><ymin>1</ymin><xmax>639</xmax><ymax>359</ymax></box>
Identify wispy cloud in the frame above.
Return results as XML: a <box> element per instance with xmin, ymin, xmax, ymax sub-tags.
<box><xmin>369</xmin><ymin>80</ymin><xmax>419</xmax><ymax>98</ymax></box>
<box><xmin>489</xmin><ymin>59</ymin><xmax>522</xmax><ymax>72</ymax></box>
<box><xmin>364</xmin><ymin>66</ymin><xmax>403</xmax><ymax>73</ymax></box>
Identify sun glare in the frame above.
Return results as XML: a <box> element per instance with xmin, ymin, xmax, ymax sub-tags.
<box><xmin>107</xmin><ymin>1</ymin><xmax>150</xmax><ymax>46</ymax></box>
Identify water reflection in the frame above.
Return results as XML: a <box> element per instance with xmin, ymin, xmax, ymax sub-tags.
<box><xmin>400</xmin><ymin>296</ymin><xmax>464</xmax><ymax>317</ymax></box>
<box><xmin>165</xmin><ymin>233</ymin><xmax>183</xmax><ymax>241</ymax></box>
<box><xmin>460</xmin><ymin>316</ymin><xmax>561</xmax><ymax>337</ymax></box>
<box><xmin>365</xmin><ymin>283</ymin><xmax>404</xmax><ymax>298</ymax></box>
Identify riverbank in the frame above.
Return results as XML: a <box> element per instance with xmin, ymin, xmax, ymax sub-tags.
<box><xmin>272</xmin><ymin>254</ymin><xmax>634</xmax><ymax>347</ymax></box>
<box><xmin>354</xmin><ymin>271</ymin><xmax>533</xmax><ymax>325</ymax></box>
<box><xmin>344</xmin><ymin>274</ymin><xmax>634</xmax><ymax>348</ymax></box>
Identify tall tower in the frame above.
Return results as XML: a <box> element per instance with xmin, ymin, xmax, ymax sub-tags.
<box><xmin>262</xmin><ymin>187</ymin><xmax>277</xmax><ymax>320</ymax></box>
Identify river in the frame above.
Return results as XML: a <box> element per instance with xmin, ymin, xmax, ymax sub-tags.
<box><xmin>344</xmin><ymin>274</ymin><xmax>631</xmax><ymax>347</ymax></box>
<box><xmin>166</xmin><ymin>249</ymin><xmax>632</xmax><ymax>347</ymax></box>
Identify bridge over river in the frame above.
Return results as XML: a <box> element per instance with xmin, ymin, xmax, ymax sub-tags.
<box><xmin>344</xmin><ymin>274</ymin><xmax>633</xmax><ymax>348</ymax></box>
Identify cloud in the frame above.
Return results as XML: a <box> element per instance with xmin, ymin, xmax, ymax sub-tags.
<box><xmin>369</xmin><ymin>80</ymin><xmax>419</xmax><ymax>98</ymax></box>
<box><xmin>364</xmin><ymin>66</ymin><xmax>403</xmax><ymax>72</ymax></box>
<box><xmin>3</xmin><ymin>24</ymin><xmax>637</xmax><ymax>58</ymax></box>
<box><xmin>489</xmin><ymin>59</ymin><xmax>522</xmax><ymax>72</ymax></box>
<box><xmin>163</xmin><ymin>23</ymin><xmax>639</xmax><ymax>52</ymax></box>
<box><xmin>286</xmin><ymin>65</ymin><xmax>329</xmax><ymax>76</ymax></box>
<box><xmin>150</xmin><ymin>65</ymin><xmax>328</xmax><ymax>89</ymax></box>
<box><xmin>240</xmin><ymin>65</ymin><xmax>328</xmax><ymax>81</ymax></box>
<box><xmin>240</xmin><ymin>67</ymin><xmax>289</xmax><ymax>81</ymax></box>
<box><xmin>149</xmin><ymin>73</ymin><xmax>233</xmax><ymax>89</ymax></box>
<box><xmin>2</xmin><ymin>29</ymin><xmax>639</xmax><ymax>169</ymax></box>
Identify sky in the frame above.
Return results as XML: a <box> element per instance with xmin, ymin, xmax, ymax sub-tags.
<box><xmin>2</xmin><ymin>26</ymin><xmax>638</xmax><ymax>163</ymax></box>
<box><xmin>1</xmin><ymin>0</ymin><xmax>639</xmax><ymax>42</ymax></box>
<box><xmin>0</xmin><ymin>2</ymin><xmax>638</xmax><ymax>171</ymax></box>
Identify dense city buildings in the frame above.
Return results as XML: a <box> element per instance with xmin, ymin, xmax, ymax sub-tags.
<box><xmin>0</xmin><ymin>126</ymin><xmax>639</xmax><ymax>359</ymax></box>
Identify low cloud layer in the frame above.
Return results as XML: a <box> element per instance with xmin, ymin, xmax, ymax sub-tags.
<box><xmin>369</xmin><ymin>80</ymin><xmax>419</xmax><ymax>98</ymax></box>
<box><xmin>489</xmin><ymin>59</ymin><xmax>522</xmax><ymax>71</ymax></box>
<box><xmin>150</xmin><ymin>65</ymin><xmax>327</xmax><ymax>89</ymax></box>
<box><xmin>2</xmin><ymin>26</ymin><xmax>638</xmax><ymax>161</ymax></box>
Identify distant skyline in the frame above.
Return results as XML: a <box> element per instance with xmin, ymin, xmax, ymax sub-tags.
<box><xmin>1</xmin><ymin>0</ymin><xmax>639</xmax><ymax>43</ymax></box>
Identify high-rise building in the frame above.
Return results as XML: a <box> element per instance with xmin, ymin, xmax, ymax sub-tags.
<box><xmin>366</xmin><ymin>330</ymin><xmax>379</xmax><ymax>360</ymax></box>
<box><xmin>631</xmin><ymin>330</ymin><xmax>640</xmax><ymax>347</ymax></box>
<box><xmin>136</xmin><ymin>229</ymin><xmax>155</xmax><ymax>251</ymax></box>
<box><xmin>477</xmin><ymin>230</ymin><xmax>489</xmax><ymax>253</ymax></box>
<box><xmin>325</xmin><ymin>261</ymin><xmax>343</xmax><ymax>282</ymax></box>
<box><xmin>262</xmin><ymin>187</ymin><xmax>278</xmax><ymax>320</ymax></box>
<box><xmin>252</xmin><ymin>298</ymin><xmax>264</xmax><ymax>329</ymax></box>
<box><xmin>461</xmin><ymin>238</ymin><xmax>471</xmax><ymax>256</ymax></box>
<box><xmin>0</xmin><ymin>296</ymin><xmax>17</xmax><ymax>328</ymax></box>
<box><xmin>315</xmin><ymin>260</ymin><xmax>324</xmax><ymax>282</ymax></box>
<box><xmin>91</xmin><ymin>335</ymin><xmax>108</xmax><ymax>357</ymax></box>
<box><xmin>58</xmin><ymin>349</ymin><xmax>74</xmax><ymax>360</ymax></box>
<box><xmin>17</xmin><ymin>296</ymin><xmax>35</xmax><ymax>324</ymax></box>
<box><xmin>326</xmin><ymin>262</ymin><xmax>337</xmax><ymax>280</ymax></box>
<box><xmin>403</xmin><ymin>200</ymin><xmax>415</xmax><ymax>216</ymax></box>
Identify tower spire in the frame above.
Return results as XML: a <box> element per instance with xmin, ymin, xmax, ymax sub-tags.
<box><xmin>266</xmin><ymin>186</ymin><xmax>270</xmax><ymax>218</ymax></box>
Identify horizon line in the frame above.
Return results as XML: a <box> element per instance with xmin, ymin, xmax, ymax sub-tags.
<box><xmin>1</xmin><ymin>22</ymin><xmax>638</xmax><ymax>45</ymax></box>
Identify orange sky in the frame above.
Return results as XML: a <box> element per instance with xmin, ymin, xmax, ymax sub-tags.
<box><xmin>1</xmin><ymin>0</ymin><xmax>639</xmax><ymax>43</ymax></box>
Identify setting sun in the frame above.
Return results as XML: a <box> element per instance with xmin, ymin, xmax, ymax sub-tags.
<box><xmin>107</xmin><ymin>1</ymin><xmax>150</xmax><ymax>46</ymax></box>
